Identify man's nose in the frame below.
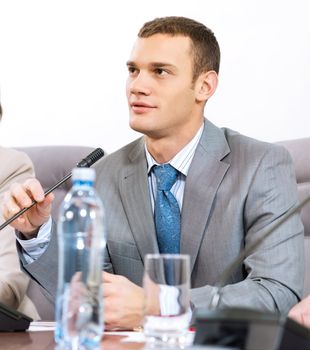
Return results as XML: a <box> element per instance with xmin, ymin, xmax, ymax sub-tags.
<box><xmin>128</xmin><ymin>72</ymin><xmax>151</xmax><ymax>96</ymax></box>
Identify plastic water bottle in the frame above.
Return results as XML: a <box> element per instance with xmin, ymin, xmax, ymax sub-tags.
<box><xmin>55</xmin><ymin>167</ymin><xmax>105</xmax><ymax>349</ymax></box>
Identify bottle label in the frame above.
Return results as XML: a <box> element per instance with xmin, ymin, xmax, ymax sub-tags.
<box><xmin>73</xmin><ymin>180</ymin><xmax>94</xmax><ymax>187</ymax></box>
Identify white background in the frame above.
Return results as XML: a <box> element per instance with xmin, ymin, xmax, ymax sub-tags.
<box><xmin>0</xmin><ymin>0</ymin><xmax>309</xmax><ymax>154</ymax></box>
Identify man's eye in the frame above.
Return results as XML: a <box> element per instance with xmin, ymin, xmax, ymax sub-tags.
<box><xmin>128</xmin><ymin>67</ymin><xmax>137</xmax><ymax>74</ymax></box>
<box><xmin>154</xmin><ymin>68</ymin><xmax>167</xmax><ymax>76</ymax></box>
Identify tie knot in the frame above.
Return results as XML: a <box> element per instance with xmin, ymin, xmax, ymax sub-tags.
<box><xmin>153</xmin><ymin>164</ymin><xmax>178</xmax><ymax>191</ymax></box>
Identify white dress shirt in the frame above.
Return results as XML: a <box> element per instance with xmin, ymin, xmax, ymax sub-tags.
<box><xmin>146</xmin><ymin>123</ymin><xmax>204</xmax><ymax>211</ymax></box>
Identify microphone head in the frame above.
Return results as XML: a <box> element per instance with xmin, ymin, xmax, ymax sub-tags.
<box><xmin>76</xmin><ymin>148</ymin><xmax>104</xmax><ymax>168</ymax></box>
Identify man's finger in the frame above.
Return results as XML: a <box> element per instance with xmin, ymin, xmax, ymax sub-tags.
<box><xmin>23</xmin><ymin>178</ymin><xmax>45</xmax><ymax>202</ymax></box>
<box><xmin>1</xmin><ymin>195</ymin><xmax>21</xmax><ymax>220</ymax></box>
<box><xmin>10</xmin><ymin>183</ymin><xmax>33</xmax><ymax>208</ymax></box>
<box><xmin>102</xmin><ymin>271</ymin><xmax>117</xmax><ymax>283</ymax></box>
<box><xmin>36</xmin><ymin>193</ymin><xmax>55</xmax><ymax>210</ymax></box>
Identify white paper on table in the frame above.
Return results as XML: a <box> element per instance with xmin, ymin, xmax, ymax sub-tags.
<box><xmin>28</xmin><ymin>321</ymin><xmax>56</xmax><ymax>332</ymax></box>
<box><xmin>120</xmin><ymin>330</ymin><xmax>195</xmax><ymax>344</ymax></box>
<box><xmin>28</xmin><ymin>323</ymin><xmax>194</xmax><ymax>346</ymax></box>
<box><xmin>28</xmin><ymin>322</ymin><xmax>144</xmax><ymax>340</ymax></box>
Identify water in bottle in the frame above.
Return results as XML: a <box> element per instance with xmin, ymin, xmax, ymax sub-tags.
<box><xmin>55</xmin><ymin>167</ymin><xmax>105</xmax><ymax>349</ymax></box>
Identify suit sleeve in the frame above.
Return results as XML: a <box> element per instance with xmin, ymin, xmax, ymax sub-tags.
<box><xmin>17</xmin><ymin>219</ymin><xmax>59</xmax><ymax>304</ymax></box>
<box><xmin>0</xmin><ymin>149</ymin><xmax>35</xmax><ymax>311</ymax></box>
<box><xmin>191</xmin><ymin>145</ymin><xmax>304</xmax><ymax>314</ymax></box>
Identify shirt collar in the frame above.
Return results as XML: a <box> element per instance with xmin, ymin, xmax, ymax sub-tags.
<box><xmin>145</xmin><ymin>123</ymin><xmax>204</xmax><ymax>176</ymax></box>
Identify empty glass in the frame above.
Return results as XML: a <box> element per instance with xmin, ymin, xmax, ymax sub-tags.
<box><xmin>143</xmin><ymin>254</ymin><xmax>191</xmax><ymax>346</ymax></box>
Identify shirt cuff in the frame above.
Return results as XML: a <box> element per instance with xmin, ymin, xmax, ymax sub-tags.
<box><xmin>16</xmin><ymin>217</ymin><xmax>52</xmax><ymax>263</ymax></box>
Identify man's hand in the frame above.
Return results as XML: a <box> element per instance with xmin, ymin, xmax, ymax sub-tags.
<box><xmin>103</xmin><ymin>272</ymin><xmax>144</xmax><ymax>330</ymax></box>
<box><xmin>288</xmin><ymin>295</ymin><xmax>310</xmax><ymax>329</ymax></box>
<box><xmin>2</xmin><ymin>178</ymin><xmax>54</xmax><ymax>239</ymax></box>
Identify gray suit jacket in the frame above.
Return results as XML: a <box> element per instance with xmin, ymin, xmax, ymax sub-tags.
<box><xmin>18</xmin><ymin>120</ymin><xmax>304</xmax><ymax>315</ymax></box>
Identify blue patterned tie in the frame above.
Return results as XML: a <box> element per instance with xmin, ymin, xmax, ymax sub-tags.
<box><xmin>153</xmin><ymin>164</ymin><xmax>180</xmax><ymax>254</ymax></box>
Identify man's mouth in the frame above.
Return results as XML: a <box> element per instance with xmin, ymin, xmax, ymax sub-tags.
<box><xmin>130</xmin><ymin>101</ymin><xmax>156</xmax><ymax>114</ymax></box>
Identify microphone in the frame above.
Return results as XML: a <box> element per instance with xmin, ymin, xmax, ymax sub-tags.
<box><xmin>0</xmin><ymin>147</ymin><xmax>104</xmax><ymax>232</ymax></box>
<box><xmin>76</xmin><ymin>147</ymin><xmax>105</xmax><ymax>168</ymax></box>
<box><xmin>194</xmin><ymin>195</ymin><xmax>310</xmax><ymax>350</ymax></box>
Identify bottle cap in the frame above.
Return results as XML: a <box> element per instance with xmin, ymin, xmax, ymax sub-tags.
<box><xmin>72</xmin><ymin>167</ymin><xmax>96</xmax><ymax>182</ymax></box>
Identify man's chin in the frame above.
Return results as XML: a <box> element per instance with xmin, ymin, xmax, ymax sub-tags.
<box><xmin>129</xmin><ymin>119</ymin><xmax>150</xmax><ymax>134</ymax></box>
<box><xmin>129</xmin><ymin>124</ymin><xmax>147</xmax><ymax>134</ymax></box>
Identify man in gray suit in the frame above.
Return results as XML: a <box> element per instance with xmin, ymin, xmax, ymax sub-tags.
<box><xmin>3</xmin><ymin>16</ymin><xmax>304</xmax><ymax>329</ymax></box>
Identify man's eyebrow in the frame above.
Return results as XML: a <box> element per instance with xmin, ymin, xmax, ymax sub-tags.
<box><xmin>126</xmin><ymin>61</ymin><xmax>136</xmax><ymax>67</ymax></box>
<box><xmin>126</xmin><ymin>61</ymin><xmax>176</xmax><ymax>69</ymax></box>
<box><xmin>150</xmin><ymin>62</ymin><xmax>176</xmax><ymax>69</ymax></box>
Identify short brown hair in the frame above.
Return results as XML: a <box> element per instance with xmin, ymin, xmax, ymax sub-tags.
<box><xmin>138</xmin><ymin>16</ymin><xmax>220</xmax><ymax>82</ymax></box>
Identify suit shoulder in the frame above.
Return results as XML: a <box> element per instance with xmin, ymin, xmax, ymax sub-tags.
<box><xmin>0</xmin><ymin>146</ymin><xmax>29</xmax><ymax>161</ymax></box>
<box><xmin>94</xmin><ymin>137</ymin><xmax>143</xmax><ymax>176</ymax></box>
<box><xmin>0</xmin><ymin>147</ymin><xmax>33</xmax><ymax>176</ymax></box>
<box><xmin>0</xmin><ymin>147</ymin><xmax>34</xmax><ymax>194</ymax></box>
<box><xmin>222</xmin><ymin>128</ymin><xmax>291</xmax><ymax>162</ymax></box>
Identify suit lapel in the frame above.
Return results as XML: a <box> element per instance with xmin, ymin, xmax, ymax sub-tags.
<box><xmin>119</xmin><ymin>138</ymin><xmax>159</xmax><ymax>264</ymax></box>
<box><xmin>181</xmin><ymin>120</ymin><xmax>231</xmax><ymax>273</ymax></box>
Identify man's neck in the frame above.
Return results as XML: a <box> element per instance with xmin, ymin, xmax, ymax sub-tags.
<box><xmin>145</xmin><ymin>121</ymin><xmax>204</xmax><ymax>164</ymax></box>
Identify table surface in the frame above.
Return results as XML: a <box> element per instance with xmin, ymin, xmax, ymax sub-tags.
<box><xmin>0</xmin><ymin>331</ymin><xmax>145</xmax><ymax>350</ymax></box>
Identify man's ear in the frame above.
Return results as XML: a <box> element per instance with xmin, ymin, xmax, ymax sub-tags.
<box><xmin>195</xmin><ymin>70</ymin><xmax>218</xmax><ymax>102</ymax></box>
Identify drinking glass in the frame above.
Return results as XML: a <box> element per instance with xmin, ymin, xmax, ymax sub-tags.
<box><xmin>143</xmin><ymin>254</ymin><xmax>191</xmax><ymax>346</ymax></box>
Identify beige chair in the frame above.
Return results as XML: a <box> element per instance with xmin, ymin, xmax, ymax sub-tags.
<box><xmin>277</xmin><ymin>138</ymin><xmax>310</xmax><ymax>296</ymax></box>
<box><xmin>17</xmin><ymin>145</ymin><xmax>96</xmax><ymax>320</ymax></box>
